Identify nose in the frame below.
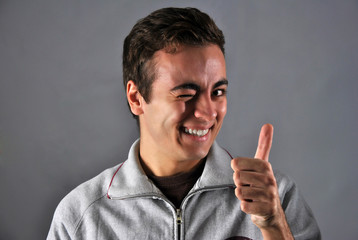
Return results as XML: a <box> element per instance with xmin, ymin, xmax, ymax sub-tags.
<box><xmin>194</xmin><ymin>94</ymin><xmax>217</xmax><ymax>121</ymax></box>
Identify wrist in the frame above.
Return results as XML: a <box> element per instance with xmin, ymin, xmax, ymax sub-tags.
<box><xmin>254</xmin><ymin>207</ymin><xmax>293</xmax><ymax>240</ymax></box>
<box><xmin>260</xmin><ymin>222</ymin><xmax>293</xmax><ymax>240</ymax></box>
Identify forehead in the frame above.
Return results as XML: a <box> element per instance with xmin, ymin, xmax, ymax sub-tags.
<box><xmin>152</xmin><ymin>44</ymin><xmax>226</xmax><ymax>87</ymax></box>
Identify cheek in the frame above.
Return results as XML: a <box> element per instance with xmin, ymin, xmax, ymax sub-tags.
<box><xmin>217</xmin><ymin>99</ymin><xmax>227</xmax><ymax>118</ymax></box>
<box><xmin>163</xmin><ymin>102</ymin><xmax>189</xmax><ymax>125</ymax></box>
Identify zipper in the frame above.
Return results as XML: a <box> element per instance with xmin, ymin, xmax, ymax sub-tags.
<box><xmin>174</xmin><ymin>185</ymin><xmax>233</xmax><ymax>240</ymax></box>
<box><xmin>176</xmin><ymin>208</ymin><xmax>182</xmax><ymax>240</ymax></box>
<box><xmin>109</xmin><ymin>186</ymin><xmax>234</xmax><ymax>239</ymax></box>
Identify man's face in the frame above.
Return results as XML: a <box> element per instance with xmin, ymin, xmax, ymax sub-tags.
<box><xmin>138</xmin><ymin>44</ymin><xmax>227</xmax><ymax>174</ymax></box>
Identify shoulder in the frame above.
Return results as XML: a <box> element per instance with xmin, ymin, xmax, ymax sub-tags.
<box><xmin>49</xmin><ymin>164</ymin><xmax>122</xmax><ymax>236</ymax></box>
<box><xmin>273</xmin><ymin>170</ymin><xmax>300</xmax><ymax>203</ymax></box>
<box><xmin>274</xmin><ymin>170</ymin><xmax>296</xmax><ymax>190</ymax></box>
<box><xmin>60</xmin><ymin>163</ymin><xmax>121</xmax><ymax>207</ymax></box>
<box><xmin>273</xmin><ymin>170</ymin><xmax>321</xmax><ymax>239</ymax></box>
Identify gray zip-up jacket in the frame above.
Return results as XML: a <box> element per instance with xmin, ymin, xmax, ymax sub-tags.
<box><xmin>47</xmin><ymin>140</ymin><xmax>321</xmax><ymax>240</ymax></box>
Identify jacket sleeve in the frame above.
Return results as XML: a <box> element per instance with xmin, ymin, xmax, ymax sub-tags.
<box><xmin>276</xmin><ymin>172</ymin><xmax>321</xmax><ymax>240</ymax></box>
<box><xmin>47</xmin><ymin>200</ymin><xmax>75</xmax><ymax>240</ymax></box>
<box><xmin>47</xmin><ymin>219</ymin><xmax>72</xmax><ymax>240</ymax></box>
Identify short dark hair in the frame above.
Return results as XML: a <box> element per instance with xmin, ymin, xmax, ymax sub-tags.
<box><xmin>122</xmin><ymin>7</ymin><xmax>225</xmax><ymax>118</ymax></box>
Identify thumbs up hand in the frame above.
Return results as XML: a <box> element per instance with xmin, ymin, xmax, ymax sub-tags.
<box><xmin>231</xmin><ymin>124</ymin><xmax>293</xmax><ymax>239</ymax></box>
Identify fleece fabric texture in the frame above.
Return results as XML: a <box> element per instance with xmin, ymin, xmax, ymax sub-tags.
<box><xmin>47</xmin><ymin>140</ymin><xmax>321</xmax><ymax>240</ymax></box>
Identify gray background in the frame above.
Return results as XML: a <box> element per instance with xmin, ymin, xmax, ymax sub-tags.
<box><xmin>1</xmin><ymin>0</ymin><xmax>357</xmax><ymax>239</ymax></box>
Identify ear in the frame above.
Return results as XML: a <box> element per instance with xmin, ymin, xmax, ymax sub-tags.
<box><xmin>126</xmin><ymin>80</ymin><xmax>144</xmax><ymax>116</ymax></box>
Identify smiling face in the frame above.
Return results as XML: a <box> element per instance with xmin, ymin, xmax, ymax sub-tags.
<box><xmin>128</xmin><ymin>44</ymin><xmax>227</xmax><ymax>176</ymax></box>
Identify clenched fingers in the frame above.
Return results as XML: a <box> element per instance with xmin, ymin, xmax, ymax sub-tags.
<box><xmin>233</xmin><ymin>170</ymin><xmax>276</xmax><ymax>189</ymax></box>
<box><xmin>231</xmin><ymin>157</ymin><xmax>273</xmax><ymax>173</ymax></box>
<box><xmin>235</xmin><ymin>185</ymin><xmax>278</xmax><ymax>203</ymax></box>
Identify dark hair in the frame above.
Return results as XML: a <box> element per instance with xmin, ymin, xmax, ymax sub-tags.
<box><xmin>122</xmin><ymin>7</ymin><xmax>225</xmax><ymax>118</ymax></box>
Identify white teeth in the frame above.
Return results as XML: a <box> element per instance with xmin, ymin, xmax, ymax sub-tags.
<box><xmin>184</xmin><ymin>128</ymin><xmax>209</xmax><ymax>137</ymax></box>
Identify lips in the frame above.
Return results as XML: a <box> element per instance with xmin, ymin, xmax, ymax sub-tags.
<box><xmin>184</xmin><ymin>127</ymin><xmax>210</xmax><ymax>137</ymax></box>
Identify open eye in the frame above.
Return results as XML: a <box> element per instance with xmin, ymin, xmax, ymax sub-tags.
<box><xmin>212</xmin><ymin>88</ymin><xmax>226</xmax><ymax>97</ymax></box>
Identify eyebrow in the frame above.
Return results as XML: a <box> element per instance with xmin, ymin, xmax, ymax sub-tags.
<box><xmin>170</xmin><ymin>83</ymin><xmax>200</xmax><ymax>92</ymax></box>
<box><xmin>170</xmin><ymin>78</ymin><xmax>228</xmax><ymax>92</ymax></box>
<box><xmin>213</xmin><ymin>79</ymin><xmax>229</xmax><ymax>89</ymax></box>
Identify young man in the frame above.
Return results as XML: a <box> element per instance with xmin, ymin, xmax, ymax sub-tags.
<box><xmin>48</xmin><ymin>7</ymin><xmax>320</xmax><ymax>239</ymax></box>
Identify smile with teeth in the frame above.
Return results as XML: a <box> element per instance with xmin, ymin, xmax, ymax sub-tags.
<box><xmin>184</xmin><ymin>127</ymin><xmax>209</xmax><ymax>137</ymax></box>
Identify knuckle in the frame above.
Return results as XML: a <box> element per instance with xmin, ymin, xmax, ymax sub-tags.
<box><xmin>241</xmin><ymin>202</ymin><xmax>249</xmax><ymax>213</ymax></box>
<box><xmin>230</xmin><ymin>159</ymin><xmax>237</xmax><ymax>170</ymax></box>
<box><xmin>266</xmin><ymin>187</ymin><xmax>278</xmax><ymax>201</ymax></box>
<box><xmin>234</xmin><ymin>188</ymin><xmax>240</xmax><ymax>199</ymax></box>
<box><xmin>233</xmin><ymin>174</ymin><xmax>242</xmax><ymax>187</ymax></box>
<box><xmin>267</xmin><ymin>191</ymin><xmax>276</xmax><ymax>201</ymax></box>
<box><xmin>268</xmin><ymin>177</ymin><xmax>277</xmax><ymax>186</ymax></box>
<box><xmin>261</xmin><ymin>161</ymin><xmax>272</xmax><ymax>172</ymax></box>
<box><xmin>263</xmin><ymin>175</ymin><xmax>276</xmax><ymax>186</ymax></box>
<box><xmin>235</xmin><ymin>187</ymin><xmax>244</xmax><ymax>200</ymax></box>
<box><xmin>262</xmin><ymin>175</ymin><xmax>270</xmax><ymax>185</ymax></box>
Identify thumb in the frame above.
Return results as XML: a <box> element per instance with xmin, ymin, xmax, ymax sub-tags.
<box><xmin>254</xmin><ymin>123</ymin><xmax>274</xmax><ymax>161</ymax></box>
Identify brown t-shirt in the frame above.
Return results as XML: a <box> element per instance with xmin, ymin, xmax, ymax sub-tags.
<box><xmin>148</xmin><ymin>159</ymin><xmax>206</xmax><ymax>209</ymax></box>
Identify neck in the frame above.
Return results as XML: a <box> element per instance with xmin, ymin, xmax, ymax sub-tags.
<box><xmin>138</xmin><ymin>149</ymin><xmax>203</xmax><ymax>177</ymax></box>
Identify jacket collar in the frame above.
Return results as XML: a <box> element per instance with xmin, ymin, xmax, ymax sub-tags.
<box><xmin>107</xmin><ymin>139</ymin><xmax>234</xmax><ymax>200</ymax></box>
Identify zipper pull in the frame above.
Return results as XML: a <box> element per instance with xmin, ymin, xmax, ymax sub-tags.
<box><xmin>176</xmin><ymin>209</ymin><xmax>182</xmax><ymax>225</ymax></box>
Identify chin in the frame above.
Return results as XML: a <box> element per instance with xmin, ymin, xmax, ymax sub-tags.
<box><xmin>182</xmin><ymin>145</ymin><xmax>211</xmax><ymax>161</ymax></box>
